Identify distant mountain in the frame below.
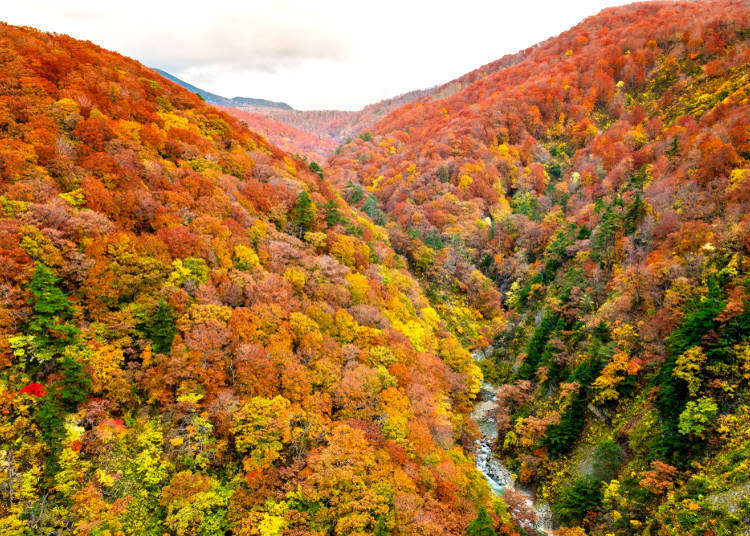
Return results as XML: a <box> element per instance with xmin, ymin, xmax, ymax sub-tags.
<box><xmin>153</xmin><ymin>67</ymin><xmax>293</xmax><ymax>110</ymax></box>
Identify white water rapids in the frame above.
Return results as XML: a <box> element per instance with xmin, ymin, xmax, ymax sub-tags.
<box><xmin>470</xmin><ymin>351</ymin><xmax>555</xmax><ymax>535</ymax></box>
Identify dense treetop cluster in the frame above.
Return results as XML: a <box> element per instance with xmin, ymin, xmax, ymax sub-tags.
<box><xmin>0</xmin><ymin>22</ymin><xmax>498</xmax><ymax>536</ymax></box>
<box><xmin>324</xmin><ymin>1</ymin><xmax>750</xmax><ymax>533</ymax></box>
<box><xmin>3</xmin><ymin>0</ymin><xmax>750</xmax><ymax>534</ymax></box>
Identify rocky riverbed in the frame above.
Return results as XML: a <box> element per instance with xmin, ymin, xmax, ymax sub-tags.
<box><xmin>470</xmin><ymin>370</ymin><xmax>555</xmax><ymax>534</ymax></box>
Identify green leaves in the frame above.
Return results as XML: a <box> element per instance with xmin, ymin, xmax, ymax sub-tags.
<box><xmin>553</xmin><ymin>476</ymin><xmax>603</xmax><ymax>526</ymax></box>
<box><xmin>291</xmin><ymin>190</ymin><xmax>316</xmax><ymax>237</ymax></box>
<box><xmin>465</xmin><ymin>506</ymin><xmax>497</xmax><ymax>536</ymax></box>
<box><xmin>678</xmin><ymin>396</ymin><xmax>718</xmax><ymax>437</ymax></box>
<box><xmin>25</xmin><ymin>262</ymin><xmax>79</xmax><ymax>360</ymax></box>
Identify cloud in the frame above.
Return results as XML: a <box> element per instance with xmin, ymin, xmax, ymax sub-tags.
<box><xmin>4</xmin><ymin>0</ymin><xmax>633</xmax><ymax>110</ymax></box>
<box><xmin>7</xmin><ymin>0</ymin><xmax>352</xmax><ymax>73</ymax></box>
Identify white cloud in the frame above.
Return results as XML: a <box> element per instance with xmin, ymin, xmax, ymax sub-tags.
<box><xmin>3</xmin><ymin>0</ymin><xmax>634</xmax><ymax>110</ymax></box>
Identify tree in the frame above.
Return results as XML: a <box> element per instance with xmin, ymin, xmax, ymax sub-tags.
<box><xmin>308</xmin><ymin>161</ymin><xmax>324</xmax><ymax>178</ymax></box>
<box><xmin>465</xmin><ymin>506</ymin><xmax>496</xmax><ymax>536</ymax></box>
<box><xmin>26</xmin><ymin>262</ymin><xmax>78</xmax><ymax>359</ymax></box>
<box><xmin>553</xmin><ymin>476</ymin><xmax>603</xmax><ymax>526</ymax></box>
<box><xmin>143</xmin><ymin>299</ymin><xmax>176</xmax><ymax>354</ymax></box>
<box><xmin>291</xmin><ymin>190</ymin><xmax>316</xmax><ymax>238</ymax></box>
<box><xmin>232</xmin><ymin>396</ymin><xmax>291</xmax><ymax>470</ymax></box>
<box><xmin>323</xmin><ymin>199</ymin><xmax>343</xmax><ymax>226</ymax></box>
<box><xmin>591</xmin><ymin>439</ymin><xmax>624</xmax><ymax>482</ymax></box>
<box><xmin>678</xmin><ymin>396</ymin><xmax>718</xmax><ymax>438</ymax></box>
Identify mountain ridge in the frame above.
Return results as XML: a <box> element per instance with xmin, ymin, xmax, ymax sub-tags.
<box><xmin>153</xmin><ymin>67</ymin><xmax>294</xmax><ymax>110</ymax></box>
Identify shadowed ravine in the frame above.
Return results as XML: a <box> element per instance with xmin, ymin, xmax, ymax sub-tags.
<box><xmin>471</xmin><ymin>352</ymin><xmax>555</xmax><ymax>535</ymax></box>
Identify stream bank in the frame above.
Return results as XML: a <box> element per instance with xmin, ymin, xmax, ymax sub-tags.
<box><xmin>470</xmin><ymin>354</ymin><xmax>555</xmax><ymax>535</ymax></box>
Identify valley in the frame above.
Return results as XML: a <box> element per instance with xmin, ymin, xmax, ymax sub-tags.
<box><xmin>1</xmin><ymin>1</ymin><xmax>750</xmax><ymax>535</ymax></box>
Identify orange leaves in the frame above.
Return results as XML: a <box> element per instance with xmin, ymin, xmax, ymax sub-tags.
<box><xmin>639</xmin><ymin>461</ymin><xmax>679</xmax><ymax>495</ymax></box>
<box><xmin>72</xmin><ymin>115</ymin><xmax>114</xmax><ymax>152</ymax></box>
<box><xmin>695</xmin><ymin>134</ymin><xmax>740</xmax><ymax>184</ymax></box>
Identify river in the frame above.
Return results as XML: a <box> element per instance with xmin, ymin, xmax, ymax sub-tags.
<box><xmin>470</xmin><ymin>351</ymin><xmax>555</xmax><ymax>535</ymax></box>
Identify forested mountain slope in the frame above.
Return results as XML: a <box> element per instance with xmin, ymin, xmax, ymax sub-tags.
<box><xmin>153</xmin><ymin>68</ymin><xmax>293</xmax><ymax>110</ymax></box>
<box><xmin>220</xmin><ymin>88</ymin><xmax>434</xmax><ymax>159</ymax></box>
<box><xmin>215</xmin><ymin>105</ymin><xmax>338</xmax><ymax>163</ymax></box>
<box><xmin>0</xmin><ymin>22</ymin><xmax>507</xmax><ymax>536</ymax></box>
<box><xmin>327</xmin><ymin>1</ymin><xmax>750</xmax><ymax>534</ymax></box>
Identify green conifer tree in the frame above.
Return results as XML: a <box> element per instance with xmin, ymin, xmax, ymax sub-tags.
<box><xmin>465</xmin><ymin>506</ymin><xmax>497</xmax><ymax>536</ymax></box>
<box><xmin>26</xmin><ymin>262</ymin><xmax>78</xmax><ymax>357</ymax></box>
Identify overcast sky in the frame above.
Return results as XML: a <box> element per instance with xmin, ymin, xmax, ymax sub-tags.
<box><xmin>5</xmin><ymin>0</ymin><xmax>634</xmax><ymax>110</ymax></box>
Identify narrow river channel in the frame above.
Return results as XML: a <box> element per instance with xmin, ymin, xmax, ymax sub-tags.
<box><xmin>470</xmin><ymin>352</ymin><xmax>555</xmax><ymax>535</ymax></box>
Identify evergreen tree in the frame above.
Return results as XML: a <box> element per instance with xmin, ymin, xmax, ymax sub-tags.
<box><xmin>292</xmin><ymin>190</ymin><xmax>316</xmax><ymax>237</ymax></box>
<box><xmin>591</xmin><ymin>207</ymin><xmax>620</xmax><ymax>268</ymax></box>
<box><xmin>26</xmin><ymin>262</ymin><xmax>78</xmax><ymax>356</ymax></box>
<box><xmin>308</xmin><ymin>161</ymin><xmax>324</xmax><ymax>179</ymax></box>
<box><xmin>145</xmin><ymin>299</ymin><xmax>177</xmax><ymax>354</ymax></box>
<box><xmin>465</xmin><ymin>506</ymin><xmax>497</xmax><ymax>536</ymax></box>
<box><xmin>553</xmin><ymin>476</ymin><xmax>603</xmax><ymax>526</ymax></box>
<box><xmin>324</xmin><ymin>199</ymin><xmax>343</xmax><ymax>226</ymax></box>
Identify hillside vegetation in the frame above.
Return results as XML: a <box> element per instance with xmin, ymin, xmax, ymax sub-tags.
<box><xmin>3</xmin><ymin>0</ymin><xmax>750</xmax><ymax>534</ymax></box>
<box><xmin>0</xmin><ymin>22</ymin><xmax>503</xmax><ymax>536</ymax></box>
<box><xmin>327</xmin><ymin>1</ymin><xmax>750</xmax><ymax>534</ymax></box>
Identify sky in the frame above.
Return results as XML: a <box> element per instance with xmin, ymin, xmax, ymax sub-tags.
<box><xmin>5</xmin><ymin>0</ymin><xmax>635</xmax><ymax>110</ymax></box>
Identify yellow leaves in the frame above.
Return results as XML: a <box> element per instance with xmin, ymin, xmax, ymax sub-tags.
<box><xmin>458</xmin><ymin>174</ymin><xmax>473</xmax><ymax>190</ymax></box>
<box><xmin>334</xmin><ymin>309</ymin><xmax>359</xmax><ymax>344</ymax></box>
<box><xmin>289</xmin><ymin>312</ymin><xmax>320</xmax><ymax>343</ymax></box>
<box><xmin>233</xmin><ymin>244</ymin><xmax>260</xmax><ymax>270</ymax></box>
<box><xmin>283</xmin><ymin>156</ymin><xmax>297</xmax><ymax>176</ymax></box>
<box><xmin>420</xmin><ymin>307</ymin><xmax>440</xmax><ymax>330</ymax></box>
<box><xmin>19</xmin><ymin>224</ymin><xmax>63</xmax><ymax>266</ymax></box>
<box><xmin>50</xmin><ymin>97</ymin><xmax>81</xmax><ymax>125</ymax></box>
<box><xmin>95</xmin><ymin>468</ymin><xmax>116</xmax><ymax>488</ymax></box>
<box><xmin>303</xmin><ymin>231</ymin><xmax>327</xmax><ymax>250</ymax></box>
<box><xmin>737</xmin><ymin>344</ymin><xmax>750</xmax><ymax>382</ymax></box>
<box><xmin>330</xmin><ymin>234</ymin><xmax>357</xmax><ymax>267</ymax></box>
<box><xmin>176</xmin><ymin>391</ymin><xmax>204</xmax><ymax>405</ymax></box>
<box><xmin>496</xmin><ymin>143</ymin><xmax>519</xmax><ymax>161</ymax></box>
<box><xmin>627</xmin><ymin>123</ymin><xmax>648</xmax><ymax>148</ymax></box>
<box><xmin>232</xmin><ymin>395</ymin><xmax>291</xmax><ymax>470</ymax></box>
<box><xmin>592</xmin><ymin>350</ymin><xmax>631</xmax><ymax>403</ymax></box>
<box><xmin>466</xmin><ymin>363</ymin><xmax>483</xmax><ymax>399</ymax></box>
<box><xmin>346</xmin><ymin>272</ymin><xmax>369</xmax><ymax>305</ymax></box>
<box><xmin>728</xmin><ymin>168</ymin><xmax>750</xmax><ymax>191</ymax></box>
<box><xmin>247</xmin><ymin>219</ymin><xmax>268</xmax><ymax>245</ymax></box>
<box><xmin>158</xmin><ymin>111</ymin><xmax>192</xmax><ymax>132</ymax></box>
<box><xmin>115</xmin><ymin>119</ymin><xmax>141</xmax><ymax>142</ymax></box>
<box><xmin>168</xmin><ymin>257</ymin><xmax>209</xmax><ymax>286</ymax></box>
<box><xmin>396</xmin><ymin>319</ymin><xmax>432</xmax><ymax>353</ymax></box>
<box><xmin>177</xmin><ymin>303</ymin><xmax>232</xmax><ymax>331</ymax></box>
<box><xmin>673</xmin><ymin>346</ymin><xmax>707</xmax><ymax>397</ymax></box>
<box><xmin>414</xmin><ymin>244</ymin><xmax>436</xmax><ymax>272</ymax></box>
<box><xmin>542</xmin><ymin>207</ymin><xmax>565</xmax><ymax>225</ymax></box>
<box><xmin>378</xmin><ymin>387</ymin><xmax>412</xmax><ymax>440</ymax></box>
<box><xmin>369</xmin><ymin>174</ymin><xmax>384</xmax><ymax>191</ymax></box>
<box><xmin>612</xmin><ymin>323</ymin><xmax>639</xmax><ymax>353</ymax></box>
<box><xmin>257</xmin><ymin>501</ymin><xmax>288</xmax><ymax>536</ymax></box>
<box><xmin>283</xmin><ymin>267</ymin><xmax>306</xmax><ymax>295</ymax></box>
<box><xmin>368</xmin><ymin>346</ymin><xmax>398</xmax><ymax>368</ymax></box>
<box><xmin>85</xmin><ymin>342</ymin><xmax>125</xmax><ymax>396</ymax></box>
<box><xmin>59</xmin><ymin>188</ymin><xmax>85</xmax><ymax>208</ymax></box>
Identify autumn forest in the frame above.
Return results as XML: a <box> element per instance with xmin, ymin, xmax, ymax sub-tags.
<box><xmin>2</xmin><ymin>1</ymin><xmax>750</xmax><ymax>535</ymax></box>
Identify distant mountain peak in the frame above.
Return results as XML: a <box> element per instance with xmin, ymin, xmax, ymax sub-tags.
<box><xmin>152</xmin><ymin>68</ymin><xmax>293</xmax><ymax>110</ymax></box>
